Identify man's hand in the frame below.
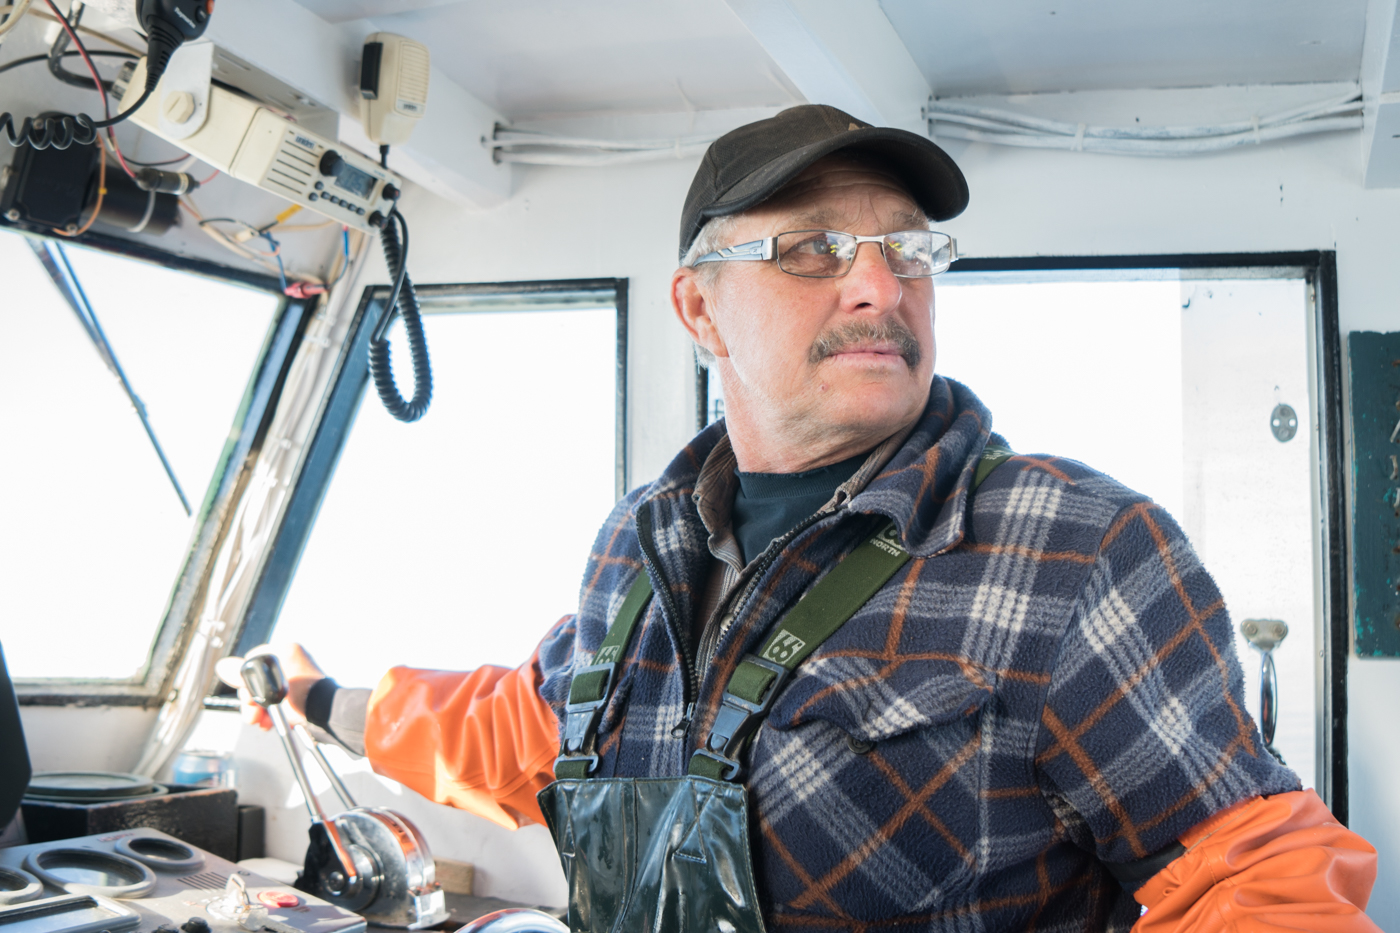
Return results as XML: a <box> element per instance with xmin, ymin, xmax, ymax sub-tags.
<box><xmin>216</xmin><ymin>644</ymin><xmax>328</xmax><ymax>731</ymax></box>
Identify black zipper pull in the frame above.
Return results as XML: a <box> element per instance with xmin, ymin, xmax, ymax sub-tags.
<box><xmin>671</xmin><ymin>702</ymin><xmax>695</xmax><ymax>737</ymax></box>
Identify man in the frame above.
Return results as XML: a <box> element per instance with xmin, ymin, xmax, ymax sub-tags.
<box><xmin>246</xmin><ymin>105</ymin><xmax>1378</xmax><ymax>931</ymax></box>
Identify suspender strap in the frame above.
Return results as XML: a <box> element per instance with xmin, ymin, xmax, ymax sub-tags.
<box><xmin>689</xmin><ymin>442</ymin><xmax>1016</xmax><ymax>781</ymax></box>
<box><xmin>975</xmin><ymin>443</ymin><xmax>1015</xmax><ymax>488</ymax></box>
<box><xmin>554</xmin><ymin>572</ymin><xmax>653</xmax><ymax>779</ymax></box>
<box><xmin>560</xmin><ymin>444</ymin><xmax>1016</xmax><ymax>782</ymax></box>
<box><xmin>689</xmin><ymin>521</ymin><xmax>911</xmax><ymax>780</ymax></box>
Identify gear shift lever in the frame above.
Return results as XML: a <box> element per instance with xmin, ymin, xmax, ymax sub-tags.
<box><xmin>239</xmin><ymin>655</ymin><xmax>363</xmax><ymax>898</ymax></box>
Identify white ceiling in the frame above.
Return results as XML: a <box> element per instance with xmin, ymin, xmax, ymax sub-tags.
<box><xmin>880</xmin><ymin>0</ymin><xmax>1372</xmax><ymax>96</ymax></box>
<box><xmin>292</xmin><ymin>0</ymin><xmax>804</xmax><ymax>118</ymax></box>
<box><xmin>285</xmin><ymin>0</ymin><xmax>1376</xmax><ymax>121</ymax></box>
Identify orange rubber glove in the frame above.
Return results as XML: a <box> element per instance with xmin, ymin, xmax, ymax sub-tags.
<box><xmin>363</xmin><ymin>645</ymin><xmax>560</xmax><ymax>830</ymax></box>
<box><xmin>1134</xmin><ymin>789</ymin><xmax>1379</xmax><ymax>932</ymax></box>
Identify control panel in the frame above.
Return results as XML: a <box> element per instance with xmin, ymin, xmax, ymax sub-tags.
<box><xmin>0</xmin><ymin>828</ymin><xmax>365</xmax><ymax>933</ymax></box>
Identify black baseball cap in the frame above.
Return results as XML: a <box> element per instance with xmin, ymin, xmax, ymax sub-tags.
<box><xmin>678</xmin><ymin>104</ymin><xmax>968</xmax><ymax>260</ymax></box>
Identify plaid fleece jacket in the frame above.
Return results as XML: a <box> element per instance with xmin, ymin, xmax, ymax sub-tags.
<box><xmin>535</xmin><ymin>376</ymin><xmax>1299</xmax><ymax>932</ymax></box>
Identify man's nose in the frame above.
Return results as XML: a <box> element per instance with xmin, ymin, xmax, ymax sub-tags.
<box><xmin>840</xmin><ymin>240</ymin><xmax>903</xmax><ymax>311</ymax></box>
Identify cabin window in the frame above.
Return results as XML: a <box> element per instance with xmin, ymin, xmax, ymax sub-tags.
<box><xmin>251</xmin><ymin>280</ymin><xmax>626</xmax><ymax>687</ymax></box>
<box><xmin>0</xmin><ymin>230</ymin><xmax>282</xmax><ymax>684</ymax></box>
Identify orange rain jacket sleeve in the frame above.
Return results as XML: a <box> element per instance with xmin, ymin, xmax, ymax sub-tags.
<box><xmin>363</xmin><ymin>645</ymin><xmax>560</xmax><ymax>831</ymax></box>
<box><xmin>1133</xmin><ymin>789</ymin><xmax>1379</xmax><ymax>932</ymax></box>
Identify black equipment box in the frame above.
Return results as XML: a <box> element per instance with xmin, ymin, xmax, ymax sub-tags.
<box><xmin>21</xmin><ymin>785</ymin><xmax>238</xmax><ymax>860</ymax></box>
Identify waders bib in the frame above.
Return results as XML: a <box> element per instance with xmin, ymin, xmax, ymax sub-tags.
<box><xmin>537</xmin><ymin>448</ymin><xmax>1013</xmax><ymax>933</ymax></box>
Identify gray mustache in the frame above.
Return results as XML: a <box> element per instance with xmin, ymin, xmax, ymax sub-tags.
<box><xmin>808</xmin><ymin>319</ymin><xmax>923</xmax><ymax>370</ymax></box>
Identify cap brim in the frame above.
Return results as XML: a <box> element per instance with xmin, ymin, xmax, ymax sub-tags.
<box><xmin>698</xmin><ymin>126</ymin><xmax>969</xmax><ymax>227</ymax></box>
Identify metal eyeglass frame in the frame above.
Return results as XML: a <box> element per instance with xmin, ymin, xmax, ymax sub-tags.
<box><xmin>692</xmin><ymin>230</ymin><xmax>958</xmax><ymax>278</ymax></box>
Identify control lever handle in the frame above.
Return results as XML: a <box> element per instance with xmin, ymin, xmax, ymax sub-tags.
<box><xmin>294</xmin><ymin>722</ymin><xmax>357</xmax><ymax>811</ymax></box>
<box><xmin>239</xmin><ymin>653</ymin><xmax>288</xmax><ymax>707</ymax></box>
<box><xmin>239</xmin><ymin>655</ymin><xmax>361</xmax><ymax>895</ymax></box>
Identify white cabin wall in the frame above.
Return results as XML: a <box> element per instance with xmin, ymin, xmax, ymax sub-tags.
<box><xmin>20</xmin><ymin>706</ymin><xmax>156</xmax><ymax>773</ymax></box>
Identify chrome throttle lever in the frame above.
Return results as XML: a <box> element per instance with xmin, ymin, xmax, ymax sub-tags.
<box><xmin>239</xmin><ymin>655</ymin><xmax>363</xmax><ymax>896</ymax></box>
<box><xmin>293</xmin><ymin>721</ymin><xmax>357</xmax><ymax>811</ymax></box>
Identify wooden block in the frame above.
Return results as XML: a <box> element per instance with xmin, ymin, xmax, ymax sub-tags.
<box><xmin>434</xmin><ymin>857</ymin><xmax>474</xmax><ymax>895</ymax></box>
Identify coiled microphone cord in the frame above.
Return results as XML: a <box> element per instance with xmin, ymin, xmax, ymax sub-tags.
<box><xmin>368</xmin><ymin>209</ymin><xmax>432</xmax><ymax>422</ymax></box>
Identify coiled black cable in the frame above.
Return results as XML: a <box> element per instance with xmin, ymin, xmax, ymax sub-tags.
<box><xmin>368</xmin><ymin>209</ymin><xmax>432</xmax><ymax>422</ymax></box>
<box><xmin>1</xmin><ymin>75</ymin><xmax>153</xmax><ymax>149</ymax></box>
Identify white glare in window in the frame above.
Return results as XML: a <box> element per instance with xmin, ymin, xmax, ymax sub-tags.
<box><xmin>273</xmin><ymin>306</ymin><xmax>617</xmax><ymax>688</ymax></box>
<box><xmin>0</xmin><ymin>232</ymin><xmax>279</xmax><ymax>680</ymax></box>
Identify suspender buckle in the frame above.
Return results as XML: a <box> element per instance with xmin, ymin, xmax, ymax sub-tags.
<box><xmin>706</xmin><ymin>655</ymin><xmax>791</xmax><ymax>762</ymax></box>
<box><xmin>689</xmin><ymin>746</ymin><xmax>743</xmax><ymax>781</ymax></box>
<box><xmin>560</xmin><ymin>662</ymin><xmax>616</xmax><ymax>757</ymax></box>
<box><xmin>553</xmin><ymin>753</ymin><xmax>600</xmax><ymax>778</ymax></box>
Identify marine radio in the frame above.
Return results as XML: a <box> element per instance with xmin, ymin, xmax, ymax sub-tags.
<box><xmin>116</xmin><ymin>58</ymin><xmax>400</xmax><ymax>235</ymax></box>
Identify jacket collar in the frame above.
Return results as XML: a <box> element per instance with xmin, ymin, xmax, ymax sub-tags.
<box><xmin>641</xmin><ymin>376</ymin><xmax>994</xmax><ymax>559</ymax></box>
<box><xmin>850</xmin><ymin>377</ymin><xmax>994</xmax><ymax>558</ymax></box>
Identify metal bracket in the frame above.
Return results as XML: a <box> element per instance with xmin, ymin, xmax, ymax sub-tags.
<box><xmin>155</xmin><ymin>39</ymin><xmax>214</xmax><ymax>141</ymax></box>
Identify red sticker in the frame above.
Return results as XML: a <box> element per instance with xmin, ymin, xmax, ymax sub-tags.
<box><xmin>258</xmin><ymin>891</ymin><xmax>300</xmax><ymax>908</ymax></box>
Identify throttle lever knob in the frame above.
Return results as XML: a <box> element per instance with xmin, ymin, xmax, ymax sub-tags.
<box><xmin>240</xmin><ymin>655</ymin><xmax>289</xmax><ymax>708</ymax></box>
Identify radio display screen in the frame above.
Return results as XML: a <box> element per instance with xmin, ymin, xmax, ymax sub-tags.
<box><xmin>334</xmin><ymin>164</ymin><xmax>376</xmax><ymax>199</ymax></box>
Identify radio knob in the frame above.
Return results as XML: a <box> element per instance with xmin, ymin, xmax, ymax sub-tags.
<box><xmin>319</xmin><ymin>150</ymin><xmax>343</xmax><ymax>176</ymax></box>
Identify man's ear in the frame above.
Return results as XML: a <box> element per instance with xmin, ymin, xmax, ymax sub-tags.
<box><xmin>671</xmin><ymin>267</ymin><xmax>728</xmax><ymax>360</ymax></box>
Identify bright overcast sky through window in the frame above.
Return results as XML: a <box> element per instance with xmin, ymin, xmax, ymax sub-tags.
<box><xmin>935</xmin><ymin>279</ymin><xmax>1186</xmax><ymax>519</ymax></box>
<box><xmin>272</xmin><ymin>306</ymin><xmax>618</xmax><ymax>688</ymax></box>
<box><xmin>0</xmin><ymin>230</ymin><xmax>278</xmax><ymax>680</ymax></box>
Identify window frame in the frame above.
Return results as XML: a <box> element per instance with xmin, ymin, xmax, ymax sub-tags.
<box><xmin>9</xmin><ymin>229</ymin><xmax>313</xmax><ymax>707</ymax></box>
<box><xmin>224</xmin><ymin>277</ymin><xmax>630</xmax><ymax>663</ymax></box>
<box><xmin>696</xmin><ymin>251</ymin><xmax>1348</xmax><ymax>823</ymax></box>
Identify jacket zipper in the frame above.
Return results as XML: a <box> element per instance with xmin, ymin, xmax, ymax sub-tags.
<box><xmin>687</xmin><ymin>502</ymin><xmax>849</xmax><ymax>747</ymax></box>
<box><xmin>634</xmin><ymin>506</ymin><xmax>699</xmax><ymax>719</ymax></box>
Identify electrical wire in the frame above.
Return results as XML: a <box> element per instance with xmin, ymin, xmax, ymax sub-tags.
<box><xmin>119</xmin><ymin>153</ymin><xmax>190</xmax><ymax>167</ymax></box>
<box><xmin>26</xmin><ymin>7</ymin><xmax>144</xmax><ymax>56</ymax></box>
<box><xmin>54</xmin><ymin>134</ymin><xmax>105</xmax><ymax>237</ymax></box>
<box><xmin>190</xmin><ymin>206</ymin><xmax>332</xmax><ymax>294</ymax></box>
<box><xmin>924</xmin><ymin>94</ymin><xmax>1364</xmax><ymax>156</ymax></box>
<box><xmin>490</xmin><ymin>126</ymin><xmax>717</xmax><ymax>166</ymax></box>
<box><xmin>1</xmin><ymin>0</ymin><xmax>156</xmax><ymax>148</ymax></box>
<box><xmin>47</xmin><ymin>2</ymin><xmax>108</xmax><ymax>91</ymax></box>
<box><xmin>0</xmin><ymin>49</ymin><xmax>134</xmax><ymax>77</ymax></box>
<box><xmin>38</xmin><ymin>0</ymin><xmax>136</xmax><ymax>180</ymax></box>
<box><xmin>0</xmin><ymin>0</ymin><xmax>31</xmax><ymax>40</ymax></box>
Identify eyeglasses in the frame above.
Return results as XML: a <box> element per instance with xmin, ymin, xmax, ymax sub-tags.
<box><xmin>693</xmin><ymin>229</ymin><xmax>957</xmax><ymax>278</ymax></box>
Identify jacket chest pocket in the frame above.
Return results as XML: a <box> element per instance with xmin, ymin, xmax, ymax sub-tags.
<box><xmin>746</xmin><ymin>657</ymin><xmax>994</xmax><ymax>921</ymax></box>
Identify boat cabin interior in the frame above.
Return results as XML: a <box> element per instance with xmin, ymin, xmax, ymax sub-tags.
<box><xmin>0</xmin><ymin>0</ymin><xmax>1397</xmax><ymax>928</ymax></box>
